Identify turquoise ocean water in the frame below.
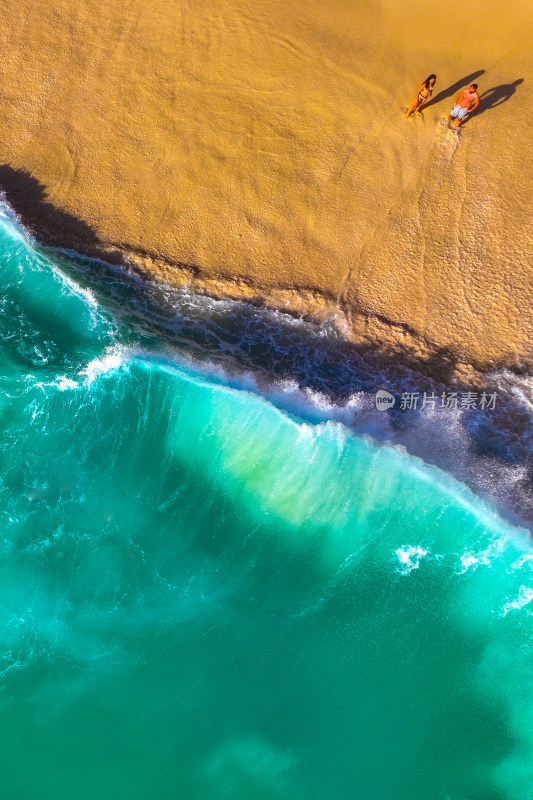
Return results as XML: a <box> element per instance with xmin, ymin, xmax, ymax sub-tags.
<box><xmin>0</xmin><ymin>205</ymin><xmax>532</xmax><ymax>799</ymax></box>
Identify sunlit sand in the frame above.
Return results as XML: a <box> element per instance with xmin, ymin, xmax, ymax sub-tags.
<box><xmin>0</xmin><ymin>0</ymin><xmax>530</xmax><ymax>377</ymax></box>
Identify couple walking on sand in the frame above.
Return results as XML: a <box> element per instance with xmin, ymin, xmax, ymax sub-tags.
<box><xmin>406</xmin><ymin>75</ymin><xmax>480</xmax><ymax>128</ymax></box>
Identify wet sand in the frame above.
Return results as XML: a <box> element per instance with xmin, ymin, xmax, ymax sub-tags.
<box><xmin>0</xmin><ymin>0</ymin><xmax>531</xmax><ymax>378</ymax></box>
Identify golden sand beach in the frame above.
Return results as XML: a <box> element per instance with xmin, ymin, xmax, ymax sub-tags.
<box><xmin>0</xmin><ymin>0</ymin><xmax>531</xmax><ymax>378</ymax></box>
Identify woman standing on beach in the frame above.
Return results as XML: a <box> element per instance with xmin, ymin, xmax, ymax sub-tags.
<box><xmin>406</xmin><ymin>74</ymin><xmax>436</xmax><ymax>117</ymax></box>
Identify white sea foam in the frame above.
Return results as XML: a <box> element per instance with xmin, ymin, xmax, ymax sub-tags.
<box><xmin>395</xmin><ymin>545</ymin><xmax>429</xmax><ymax>575</ymax></box>
<box><xmin>32</xmin><ymin>375</ymin><xmax>80</xmax><ymax>393</ymax></box>
<box><xmin>511</xmin><ymin>554</ymin><xmax>533</xmax><ymax>572</ymax></box>
<box><xmin>56</xmin><ymin>376</ymin><xmax>80</xmax><ymax>391</ymax></box>
<box><xmin>489</xmin><ymin>369</ymin><xmax>533</xmax><ymax>412</ymax></box>
<box><xmin>51</xmin><ymin>261</ymin><xmax>99</xmax><ymax>310</ymax></box>
<box><xmin>79</xmin><ymin>347</ymin><xmax>127</xmax><ymax>384</ymax></box>
<box><xmin>501</xmin><ymin>586</ymin><xmax>533</xmax><ymax>616</ymax></box>
<box><xmin>0</xmin><ymin>198</ymin><xmax>28</xmax><ymax>243</ymax></box>
<box><xmin>30</xmin><ymin>356</ymin><xmax>126</xmax><ymax>394</ymax></box>
<box><xmin>455</xmin><ymin>538</ymin><xmax>505</xmax><ymax>575</ymax></box>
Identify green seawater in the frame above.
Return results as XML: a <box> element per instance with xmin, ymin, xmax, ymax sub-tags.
<box><xmin>0</xmin><ymin>207</ymin><xmax>532</xmax><ymax>800</ymax></box>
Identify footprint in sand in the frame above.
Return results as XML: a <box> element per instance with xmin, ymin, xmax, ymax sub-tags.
<box><xmin>403</xmin><ymin>107</ymin><xmax>425</xmax><ymax>121</ymax></box>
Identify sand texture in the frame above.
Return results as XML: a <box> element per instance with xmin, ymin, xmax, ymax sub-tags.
<box><xmin>0</xmin><ymin>0</ymin><xmax>531</xmax><ymax>378</ymax></box>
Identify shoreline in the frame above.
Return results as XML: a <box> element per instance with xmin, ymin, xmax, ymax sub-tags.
<box><xmin>40</xmin><ymin>254</ymin><xmax>533</xmax><ymax>539</ymax></box>
<box><xmin>1</xmin><ymin>194</ymin><xmax>532</xmax><ymax>532</ymax></box>
<box><xmin>12</xmin><ymin>205</ymin><xmax>532</xmax><ymax>388</ymax></box>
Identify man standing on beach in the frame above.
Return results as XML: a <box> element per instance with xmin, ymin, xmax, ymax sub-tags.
<box><xmin>447</xmin><ymin>84</ymin><xmax>480</xmax><ymax>128</ymax></box>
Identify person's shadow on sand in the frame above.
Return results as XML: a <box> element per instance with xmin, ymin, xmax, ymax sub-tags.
<box><xmin>461</xmin><ymin>78</ymin><xmax>524</xmax><ymax>124</ymax></box>
<box><xmin>423</xmin><ymin>70</ymin><xmax>485</xmax><ymax>110</ymax></box>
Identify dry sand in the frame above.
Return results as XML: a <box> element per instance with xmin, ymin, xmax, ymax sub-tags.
<box><xmin>0</xmin><ymin>0</ymin><xmax>531</xmax><ymax>379</ymax></box>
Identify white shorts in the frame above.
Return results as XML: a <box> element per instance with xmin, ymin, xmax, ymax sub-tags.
<box><xmin>450</xmin><ymin>105</ymin><xmax>468</xmax><ymax>119</ymax></box>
